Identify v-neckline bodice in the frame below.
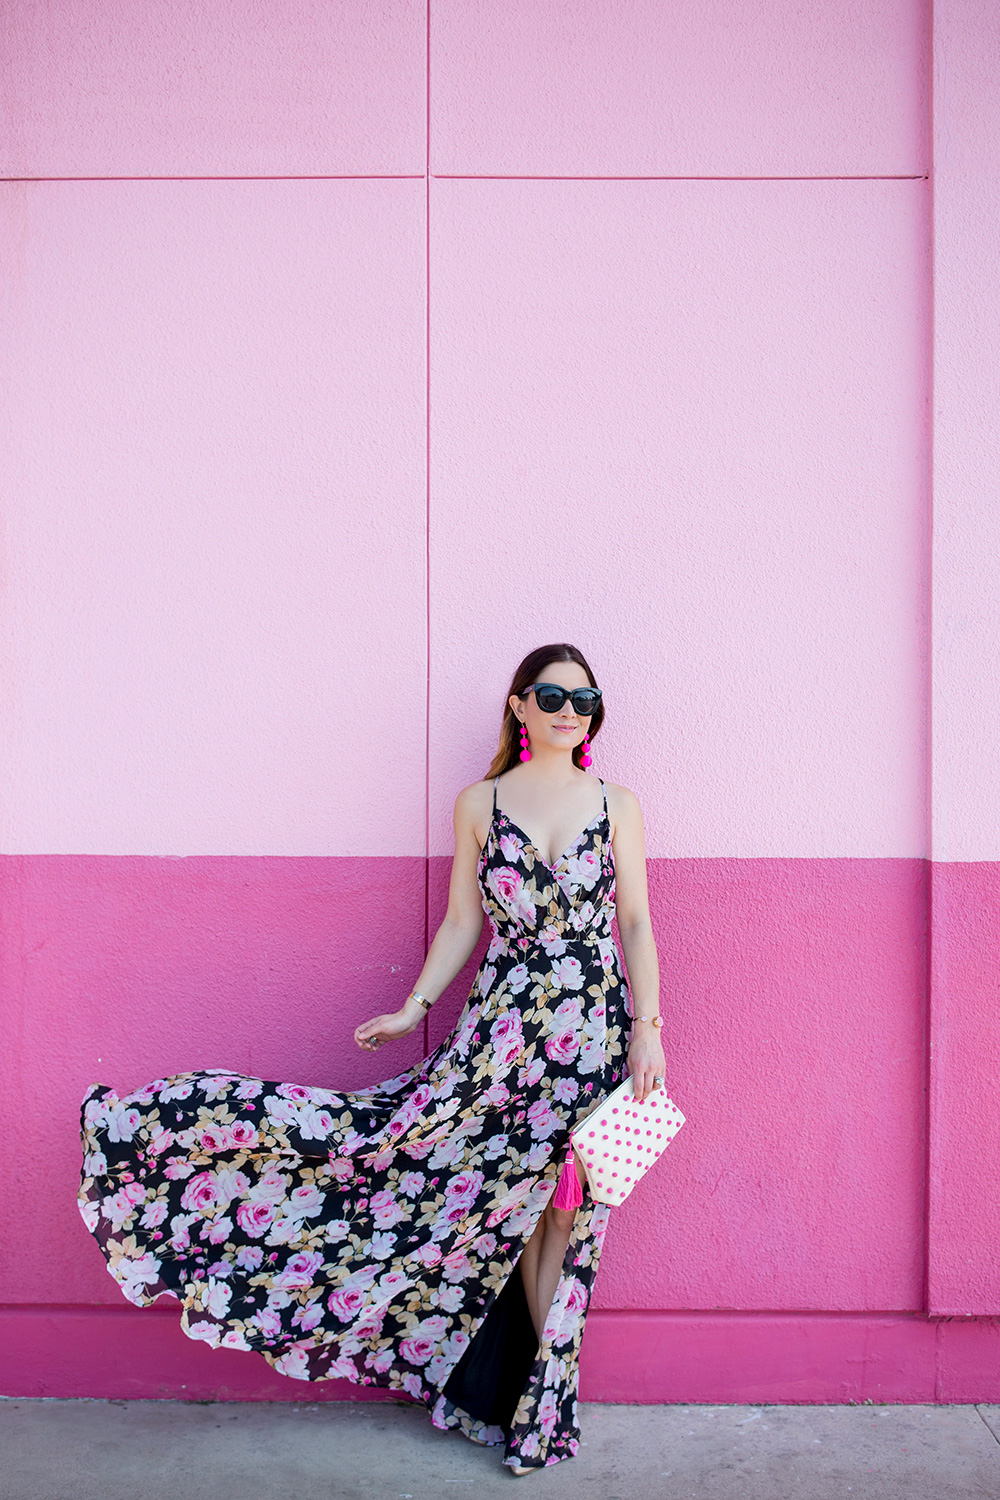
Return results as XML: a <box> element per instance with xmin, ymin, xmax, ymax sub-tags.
<box><xmin>491</xmin><ymin>777</ymin><xmax>607</xmax><ymax>875</ymax></box>
<box><xmin>494</xmin><ymin>808</ymin><xmax>605</xmax><ymax>875</ymax></box>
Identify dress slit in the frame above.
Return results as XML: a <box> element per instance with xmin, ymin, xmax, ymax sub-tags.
<box><xmin>441</xmin><ymin>1260</ymin><xmax>539</xmax><ymax>1431</ymax></box>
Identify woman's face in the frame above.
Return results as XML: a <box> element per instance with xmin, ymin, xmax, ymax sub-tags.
<box><xmin>509</xmin><ymin>661</ymin><xmax>594</xmax><ymax>759</ymax></box>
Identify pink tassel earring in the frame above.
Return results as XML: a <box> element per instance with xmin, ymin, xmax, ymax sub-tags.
<box><xmin>519</xmin><ymin>719</ymin><xmax>531</xmax><ymax>762</ymax></box>
<box><xmin>580</xmin><ymin>731</ymin><xmax>592</xmax><ymax>769</ymax></box>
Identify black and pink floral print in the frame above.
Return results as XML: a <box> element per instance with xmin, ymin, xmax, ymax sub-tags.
<box><xmin>78</xmin><ymin>775</ymin><xmax>631</xmax><ymax>1471</ymax></box>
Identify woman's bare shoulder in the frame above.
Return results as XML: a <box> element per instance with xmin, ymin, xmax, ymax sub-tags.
<box><xmin>454</xmin><ymin>776</ymin><xmax>495</xmax><ymax>826</ymax></box>
<box><xmin>454</xmin><ymin>777</ymin><xmax>495</xmax><ymax>813</ymax></box>
<box><xmin>453</xmin><ymin>777</ymin><xmax>497</xmax><ymax>852</ymax></box>
<box><xmin>601</xmin><ymin>780</ymin><xmax>643</xmax><ymax>838</ymax></box>
<box><xmin>601</xmin><ymin>779</ymin><xmax>642</xmax><ymax>812</ymax></box>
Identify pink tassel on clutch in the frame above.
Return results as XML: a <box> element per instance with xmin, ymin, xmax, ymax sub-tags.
<box><xmin>552</xmin><ymin>1145</ymin><xmax>583</xmax><ymax>1210</ymax></box>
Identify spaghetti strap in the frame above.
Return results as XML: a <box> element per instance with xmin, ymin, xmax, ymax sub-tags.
<box><xmin>492</xmin><ymin>774</ymin><xmax>499</xmax><ymax>812</ymax></box>
<box><xmin>600</xmin><ymin>778</ymin><xmax>607</xmax><ymax>817</ymax></box>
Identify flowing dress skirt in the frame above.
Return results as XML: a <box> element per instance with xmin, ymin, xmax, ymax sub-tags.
<box><xmin>78</xmin><ymin>777</ymin><xmax>629</xmax><ymax>1471</ymax></box>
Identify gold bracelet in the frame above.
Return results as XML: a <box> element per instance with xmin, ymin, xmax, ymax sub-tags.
<box><xmin>633</xmin><ymin>1014</ymin><xmax>663</xmax><ymax>1027</ymax></box>
<box><xmin>408</xmin><ymin>990</ymin><xmax>432</xmax><ymax>1011</ymax></box>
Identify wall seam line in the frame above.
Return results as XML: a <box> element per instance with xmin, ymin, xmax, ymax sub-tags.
<box><xmin>0</xmin><ymin>175</ymin><xmax>427</xmax><ymax>182</ymax></box>
<box><xmin>0</xmin><ymin>174</ymin><xmax>930</xmax><ymax>185</ymax></box>
<box><xmin>431</xmin><ymin>173</ymin><xmax>929</xmax><ymax>182</ymax></box>
<box><xmin>922</xmin><ymin>0</ymin><xmax>936</xmax><ymax>1321</ymax></box>
<box><xmin>422</xmin><ymin>0</ymin><xmax>432</xmax><ymax>1056</ymax></box>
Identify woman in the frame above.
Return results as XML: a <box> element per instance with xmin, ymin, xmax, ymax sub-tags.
<box><xmin>78</xmin><ymin>643</ymin><xmax>666</xmax><ymax>1474</ymax></box>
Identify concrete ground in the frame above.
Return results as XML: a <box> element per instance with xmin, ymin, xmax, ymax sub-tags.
<box><xmin>3</xmin><ymin>1398</ymin><xmax>1000</xmax><ymax>1500</ymax></box>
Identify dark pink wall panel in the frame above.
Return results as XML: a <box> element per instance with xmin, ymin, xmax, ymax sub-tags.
<box><xmin>431</xmin><ymin>854</ymin><xmax>927</xmax><ymax>1314</ymax></box>
<box><xmin>928</xmin><ymin>863</ymin><xmax>1000</xmax><ymax>1313</ymax></box>
<box><xmin>6</xmin><ymin>1305</ymin><xmax>1000</xmax><ymax>1405</ymax></box>
<box><xmin>0</xmin><ymin>855</ymin><xmax>427</xmax><ymax>1304</ymax></box>
<box><xmin>2</xmin><ymin>854</ymin><xmax>925</xmax><ymax>1320</ymax></box>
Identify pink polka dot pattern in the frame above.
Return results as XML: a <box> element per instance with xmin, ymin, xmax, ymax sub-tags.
<box><xmin>569</xmin><ymin>1077</ymin><xmax>686</xmax><ymax>1207</ymax></box>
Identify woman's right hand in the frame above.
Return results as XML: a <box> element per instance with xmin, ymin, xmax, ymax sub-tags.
<box><xmin>354</xmin><ymin>1000</ymin><xmax>424</xmax><ymax>1053</ymax></box>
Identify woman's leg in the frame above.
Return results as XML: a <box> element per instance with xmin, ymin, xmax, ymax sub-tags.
<box><xmin>518</xmin><ymin>1214</ymin><xmax>545</xmax><ymax>1337</ymax></box>
<box><xmin>519</xmin><ymin>1154</ymin><xmax>587</xmax><ymax>1339</ymax></box>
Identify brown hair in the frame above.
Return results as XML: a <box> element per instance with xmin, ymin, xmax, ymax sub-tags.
<box><xmin>484</xmin><ymin>643</ymin><xmax>605</xmax><ymax>780</ymax></box>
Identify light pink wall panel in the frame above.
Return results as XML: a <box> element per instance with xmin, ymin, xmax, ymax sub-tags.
<box><xmin>431</xmin><ymin>0</ymin><xmax>928</xmax><ymax>177</ymax></box>
<box><xmin>930</xmin><ymin>0</ymin><xmax>1000</xmax><ymax>864</ymax></box>
<box><xmin>428</xmin><ymin>178</ymin><xmax>928</xmax><ymax>859</ymax></box>
<box><xmin>428</xmin><ymin>857</ymin><xmax>925</xmax><ymax>1313</ymax></box>
<box><xmin>0</xmin><ymin>0</ymin><xmax>425</xmax><ymax>176</ymax></box>
<box><xmin>0</xmin><ymin>180</ymin><xmax>427</xmax><ymax>855</ymax></box>
<box><xmin>0</xmin><ymin>854</ymin><xmax>428</xmax><ymax>1304</ymax></box>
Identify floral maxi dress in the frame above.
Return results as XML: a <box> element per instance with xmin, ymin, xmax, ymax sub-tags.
<box><xmin>78</xmin><ymin>775</ymin><xmax>631</xmax><ymax>1471</ymax></box>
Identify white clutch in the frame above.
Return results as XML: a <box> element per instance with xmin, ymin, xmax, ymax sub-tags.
<box><xmin>569</xmin><ymin>1076</ymin><xmax>686</xmax><ymax>1207</ymax></box>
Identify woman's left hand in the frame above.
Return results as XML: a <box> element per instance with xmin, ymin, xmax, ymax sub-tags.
<box><xmin>628</xmin><ymin>1028</ymin><xmax>667</xmax><ymax>1104</ymax></box>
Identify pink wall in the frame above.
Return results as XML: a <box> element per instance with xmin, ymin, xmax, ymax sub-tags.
<box><xmin>2</xmin><ymin>0</ymin><xmax>999</xmax><ymax>1401</ymax></box>
<box><xmin>0</xmin><ymin>178</ymin><xmax>427</xmax><ymax>855</ymax></box>
<box><xmin>926</xmin><ymin>0</ymin><xmax>1000</xmax><ymax>1317</ymax></box>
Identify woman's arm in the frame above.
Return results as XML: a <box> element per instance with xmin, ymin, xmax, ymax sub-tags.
<box><xmin>355</xmin><ymin>784</ymin><xmax>487</xmax><ymax>1051</ymax></box>
<box><xmin>609</xmin><ymin>785</ymin><xmax>666</xmax><ymax>1103</ymax></box>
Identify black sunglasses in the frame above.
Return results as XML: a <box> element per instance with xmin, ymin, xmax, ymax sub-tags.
<box><xmin>523</xmin><ymin>682</ymin><xmax>602</xmax><ymax>716</ymax></box>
